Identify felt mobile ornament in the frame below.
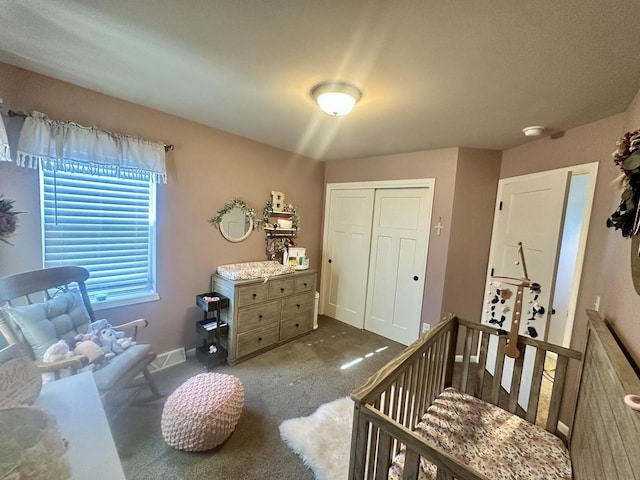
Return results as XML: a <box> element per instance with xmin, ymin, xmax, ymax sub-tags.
<box><xmin>490</xmin><ymin>242</ymin><xmax>541</xmax><ymax>359</ymax></box>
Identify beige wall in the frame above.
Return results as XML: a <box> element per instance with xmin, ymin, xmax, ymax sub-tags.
<box><xmin>0</xmin><ymin>63</ymin><xmax>325</xmax><ymax>354</ymax></box>
<box><xmin>599</xmin><ymin>88</ymin><xmax>640</xmax><ymax>361</ymax></box>
<box><xmin>500</xmin><ymin>113</ymin><xmax>628</xmax><ymax>355</ymax></box>
<box><xmin>441</xmin><ymin>148</ymin><xmax>502</xmax><ymax>326</ymax></box>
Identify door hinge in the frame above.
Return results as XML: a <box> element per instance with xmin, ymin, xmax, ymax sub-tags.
<box><xmin>499</xmin><ymin>201</ymin><xmax>503</xmax><ymax>211</ymax></box>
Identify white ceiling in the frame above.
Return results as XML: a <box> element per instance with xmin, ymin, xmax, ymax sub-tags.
<box><xmin>1</xmin><ymin>0</ymin><xmax>639</xmax><ymax>161</ymax></box>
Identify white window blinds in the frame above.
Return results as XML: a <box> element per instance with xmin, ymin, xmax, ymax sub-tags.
<box><xmin>42</xmin><ymin>168</ymin><xmax>156</xmax><ymax>298</ymax></box>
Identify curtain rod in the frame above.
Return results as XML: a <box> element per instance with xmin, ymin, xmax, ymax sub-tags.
<box><xmin>7</xmin><ymin>109</ymin><xmax>174</xmax><ymax>152</ymax></box>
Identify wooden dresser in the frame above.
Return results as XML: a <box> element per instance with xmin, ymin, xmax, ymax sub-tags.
<box><xmin>211</xmin><ymin>270</ymin><xmax>317</xmax><ymax>364</ymax></box>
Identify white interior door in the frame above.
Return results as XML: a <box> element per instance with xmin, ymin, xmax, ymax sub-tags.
<box><xmin>364</xmin><ymin>188</ymin><xmax>432</xmax><ymax>345</ymax></box>
<box><xmin>321</xmin><ymin>189</ymin><xmax>374</xmax><ymax>328</ymax></box>
<box><xmin>484</xmin><ymin>170</ymin><xmax>570</xmax><ymax>408</ymax></box>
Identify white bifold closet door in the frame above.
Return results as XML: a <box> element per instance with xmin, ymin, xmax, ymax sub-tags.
<box><xmin>322</xmin><ymin>184</ymin><xmax>433</xmax><ymax>345</ymax></box>
<box><xmin>364</xmin><ymin>188</ymin><xmax>431</xmax><ymax>345</ymax></box>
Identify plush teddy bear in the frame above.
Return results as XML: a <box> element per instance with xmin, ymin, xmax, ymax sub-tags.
<box><xmin>74</xmin><ymin>340</ymin><xmax>111</xmax><ymax>367</ymax></box>
<box><xmin>116</xmin><ymin>336</ymin><xmax>135</xmax><ymax>350</ymax></box>
<box><xmin>98</xmin><ymin>328</ymin><xmax>125</xmax><ymax>355</ymax></box>
<box><xmin>41</xmin><ymin>340</ymin><xmax>78</xmax><ymax>383</ymax></box>
<box><xmin>74</xmin><ymin>331</ymin><xmax>99</xmax><ymax>345</ymax></box>
<box><xmin>88</xmin><ymin>319</ymin><xmax>124</xmax><ymax>339</ymax></box>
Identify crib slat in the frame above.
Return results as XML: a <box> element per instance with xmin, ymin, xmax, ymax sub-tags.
<box><xmin>434</xmin><ymin>332</ymin><xmax>447</xmax><ymax>397</ymax></box>
<box><xmin>436</xmin><ymin>467</ymin><xmax>454</xmax><ymax>480</ymax></box>
<box><xmin>402</xmin><ymin>449</ymin><xmax>420</xmax><ymax>480</ymax></box>
<box><xmin>443</xmin><ymin>321</ymin><xmax>459</xmax><ymax>388</ymax></box>
<box><xmin>508</xmin><ymin>349</ymin><xmax>525</xmax><ymax>414</ymax></box>
<box><xmin>546</xmin><ymin>354</ymin><xmax>568</xmax><ymax>433</ymax></box>
<box><xmin>475</xmin><ymin>332</ymin><xmax>489</xmax><ymax>398</ymax></box>
<box><xmin>526</xmin><ymin>347</ymin><xmax>547</xmax><ymax>423</ymax></box>
<box><xmin>367</xmin><ymin>423</ymin><xmax>379</xmax><ymax>480</ymax></box>
<box><xmin>375</xmin><ymin>430</ymin><xmax>393</xmax><ymax>480</ymax></box>
<box><xmin>427</xmin><ymin>341</ymin><xmax>439</xmax><ymax>405</ymax></box>
<box><xmin>490</xmin><ymin>336</ymin><xmax>507</xmax><ymax>405</ymax></box>
<box><xmin>460</xmin><ymin>327</ymin><xmax>474</xmax><ymax>393</ymax></box>
<box><xmin>349</xmin><ymin>407</ymin><xmax>369</xmax><ymax>480</ymax></box>
<box><xmin>414</xmin><ymin>352</ymin><xmax>427</xmax><ymax>425</ymax></box>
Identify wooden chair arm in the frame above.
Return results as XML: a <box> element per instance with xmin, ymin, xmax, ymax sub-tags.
<box><xmin>112</xmin><ymin>318</ymin><xmax>148</xmax><ymax>342</ymax></box>
<box><xmin>36</xmin><ymin>356</ymin><xmax>87</xmax><ymax>373</ymax></box>
<box><xmin>113</xmin><ymin>318</ymin><xmax>148</xmax><ymax>331</ymax></box>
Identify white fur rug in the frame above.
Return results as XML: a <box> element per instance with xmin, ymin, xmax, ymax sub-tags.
<box><xmin>279</xmin><ymin>397</ymin><xmax>354</xmax><ymax>480</ymax></box>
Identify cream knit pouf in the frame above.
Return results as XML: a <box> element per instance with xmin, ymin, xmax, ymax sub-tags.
<box><xmin>161</xmin><ymin>372</ymin><xmax>244</xmax><ymax>451</ymax></box>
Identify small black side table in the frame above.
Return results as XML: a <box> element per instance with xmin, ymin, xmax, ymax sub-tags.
<box><xmin>195</xmin><ymin>292</ymin><xmax>230</xmax><ymax>369</ymax></box>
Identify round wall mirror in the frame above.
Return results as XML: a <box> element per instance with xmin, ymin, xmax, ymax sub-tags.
<box><xmin>220</xmin><ymin>206</ymin><xmax>254</xmax><ymax>242</ymax></box>
<box><xmin>209</xmin><ymin>199</ymin><xmax>256</xmax><ymax>243</ymax></box>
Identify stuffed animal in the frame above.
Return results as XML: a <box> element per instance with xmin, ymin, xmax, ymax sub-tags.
<box><xmin>74</xmin><ymin>340</ymin><xmax>110</xmax><ymax>366</ymax></box>
<box><xmin>88</xmin><ymin>319</ymin><xmax>124</xmax><ymax>339</ymax></box>
<box><xmin>74</xmin><ymin>331</ymin><xmax>98</xmax><ymax>344</ymax></box>
<box><xmin>116</xmin><ymin>337</ymin><xmax>135</xmax><ymax>350</ymax></box>
<box><xmin>98</xmin><ymin>328</ymin><xmax>125</xmax><ymax>355</ymax></box>
<box><xmin>41</xmin><ymin>340</ymin><xmax>77</xmax><ymax>383</ymax></box>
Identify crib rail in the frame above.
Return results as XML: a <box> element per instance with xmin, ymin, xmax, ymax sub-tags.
<box><xmin>349</xmin><ymin>314</ymin><xmax>582</xmax><ymax>480</ymax></box>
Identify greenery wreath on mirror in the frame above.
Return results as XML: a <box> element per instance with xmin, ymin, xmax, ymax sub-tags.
<box><xmin>208</xmin><ymin>198</ymin><xmax>256</xmax><ymax>229</ymax></box>
<box><xmin>607</xmin><ymin>128</ymin><xmax>640</xmax><ymax>237</ymax></box>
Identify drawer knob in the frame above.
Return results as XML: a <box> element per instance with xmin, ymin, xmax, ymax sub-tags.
<box><xmin>295</xmin><ymin>323</ymin><xmax>299</xmax><ymax>327</ymax></box>
<box><xmin>253</xmin><ymin>293</ymin><xmax>257</xmax><ymax>299</ymax></box>
<box><xmin>296</xmin><ymin>304</ymin><xmax>301</xmax><ymax>308</ymax></box>
<box><xmin>280</xmin><ymin>287</ymin><xmax>285</xmax><ymax>293</ymax></box>
<box><xmin>258</xmin><ymin>314</ymin><xmax>263</xmax><ymax>319</ymax></box>
<box><xmin>303</xmin><ymin>282</ymin><xmax>308</xmax><ymax>287</ymax></box>
<box><xmin>258</xmin><ymin>337</ymin><xmax>262</xmax><ymax>342</ymax></box>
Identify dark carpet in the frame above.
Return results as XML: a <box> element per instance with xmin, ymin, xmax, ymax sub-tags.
<box><xmin>109</xmin><ymin>316</ymin><xmax>404</xmax><ymax>480</ymax></box>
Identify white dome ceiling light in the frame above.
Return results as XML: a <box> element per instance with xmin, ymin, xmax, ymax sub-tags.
<box><xmin>522</xmin><ymin>125</ymin><xmax>545</xmax><ymax>137</ymax></box>
<box><xmin>311</xmin><ymin>82</ymin><xmax>362</xmax><ymax>116</ymax></box>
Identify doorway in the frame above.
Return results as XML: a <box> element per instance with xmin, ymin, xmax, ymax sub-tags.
<box><xmin>320</xmin><ymin>179</ymin><xmax>434</xmax><ymax>345</ymax></box>
<box><xmin>483</xmin><ymin>162</ymin><xmax>598</xmax><ymax>409</ymax></box>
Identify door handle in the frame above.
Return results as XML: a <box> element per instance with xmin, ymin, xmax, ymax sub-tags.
<box><xmin>413</xmin><ymin>276</ymin><xmax>419</xmax><ymax>281</ymax></box>
<box><xmin>328</xmin><ymin>259</ymin><xmax>332</xmax><ymax>263</ymax></box>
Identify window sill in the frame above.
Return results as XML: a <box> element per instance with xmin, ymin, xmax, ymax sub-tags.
<box><xmin>92</xmin><ymin>292</ymin><xmax>160</xmax><ymax>311</ymax></box>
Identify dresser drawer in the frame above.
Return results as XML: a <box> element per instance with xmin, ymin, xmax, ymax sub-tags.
<box><xmin>237</xmin><ymin>283</ymin><xmax>269</xmax><ymax>307</ymax></box>
<box><xmin>281</xmin><ymin>292</ymin><xmax>314</xmax><ymax>319</ymax></box>
<box><xmin>268</xmin><ymin>278</ymin><xmax>295</xmax><ymax>299</ymax></box>
<box><xmin>237</xmin><ymin>323</ymin><xmax>279</xmax><ymax>358</ymax></box>
<box><xmin>280</xmin><ymin>311</ymin><xmax>313</xmax><ymax>342</ymax></box>
<box><xmin>236</xmin><ymin>300</ymin><xmax>280</xmax><ymax>334</ymax></box>
<box><xmin>294</xmin><ymin>274</ymin><xmax>316</xmax><ymax>294</ymax></box>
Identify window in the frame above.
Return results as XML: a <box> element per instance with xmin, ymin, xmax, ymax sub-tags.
<box><xmin>41</xmin><ymin>168</ymin><xmax>157</xmax><ymax>306</ymax></box>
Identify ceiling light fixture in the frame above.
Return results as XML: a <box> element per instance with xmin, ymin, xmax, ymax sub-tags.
<box><xmin>522</xmin><ymin>125</ymin><xmax>545</xmax><ymax>137</ymax></box>
<box><xmin>311</xmin><ymin>82</ymin><xmax>362</xmax><ymax>116</ymax></box>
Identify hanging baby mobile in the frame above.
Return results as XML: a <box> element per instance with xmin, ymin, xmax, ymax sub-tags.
<box><xmin>607</xmin><ymin>128</ymin><xmax>640</xmax><ymax>237</ymax></box>
<box><xmin>483</xmin><ymin>242</ymin><xmax>545</xmax><ymax>358</ymax></box>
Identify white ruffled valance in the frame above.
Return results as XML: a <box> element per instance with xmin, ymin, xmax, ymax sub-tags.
<box><xmin>16</xmin><ymin>112</ymin><xmax>167</xmax><ymax>183</ymax></box>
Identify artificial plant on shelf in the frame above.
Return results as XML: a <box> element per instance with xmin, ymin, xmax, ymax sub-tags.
<box><xmin>0</xmin><ymin>195</ymin><xmax>23</xmax><ymax>246</ymax></box>
<box><xmin>261</xmin><ymin>200</ymin><xmax>299</xmax><ymax>230</ymax></box>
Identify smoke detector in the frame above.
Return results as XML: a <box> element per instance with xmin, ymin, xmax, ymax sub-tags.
<box><xmin>522</xmin><ymin>126</ymin><xmax>545</xmax><ymax>137</ymax></box>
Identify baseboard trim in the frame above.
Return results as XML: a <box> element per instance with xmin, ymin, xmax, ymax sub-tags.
<box><xmin>148</xmin><ymin>347</ymin><xmax>186</xmax><ymax>373</ymax></box>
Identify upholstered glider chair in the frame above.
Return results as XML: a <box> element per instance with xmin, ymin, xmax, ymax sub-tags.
<box><xmin>0</xmin><ymin>266</ymin><xmax>160</xmax><ymax>406</ymax></box>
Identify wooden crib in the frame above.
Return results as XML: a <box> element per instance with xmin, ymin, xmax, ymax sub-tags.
<box><xmin>349</xmin><ymin>310</ymin><xmax>640</xmax><ymax>479</ymax></box>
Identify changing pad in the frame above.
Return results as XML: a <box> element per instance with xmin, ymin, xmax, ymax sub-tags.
<box><xmin>216</xmin><ymin>261</ymin><xmax>295</xmax><ymax>281</ymax></box>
